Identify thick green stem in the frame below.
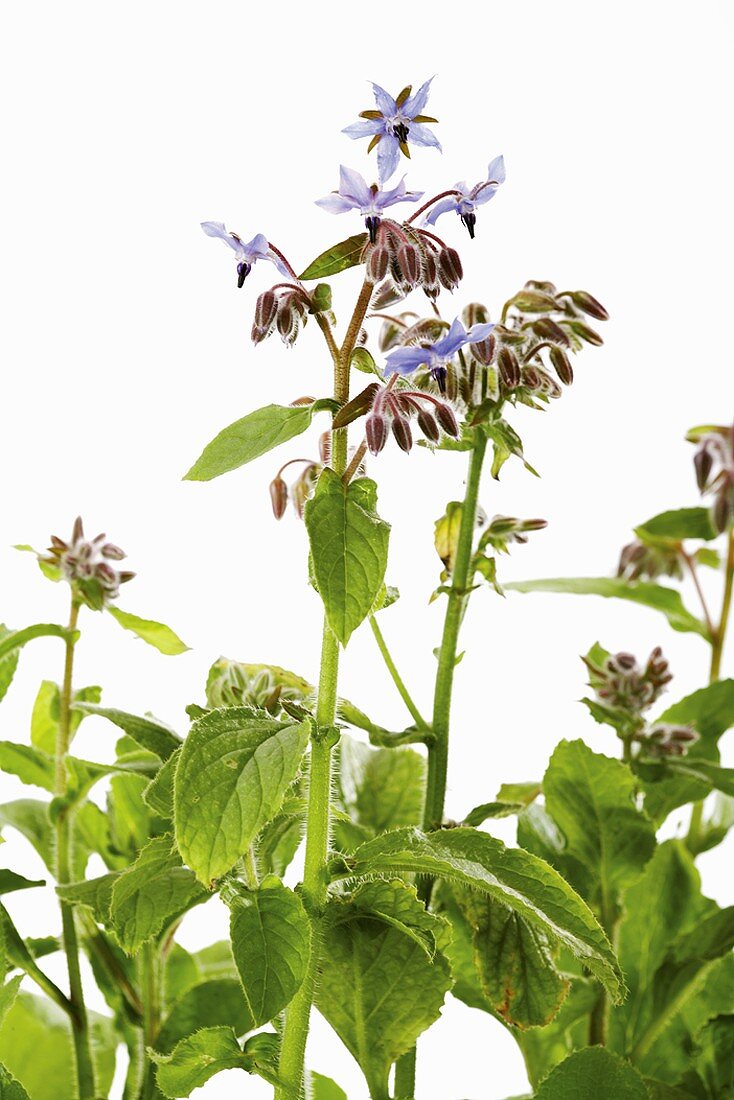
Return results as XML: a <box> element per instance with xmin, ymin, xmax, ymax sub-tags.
<box><xmin>275</xmin><ymin>280</ymin><xmax>373</xmax><ymax>1100</ymax></box>
<box><xmin>55</xmin><ymin>598</ymin><xmax>97</xmax><ymax>1099</ymax></box>
<box><xmin>686</xmin><ymin>528</ymin><xmax>734</xmax><ymax>851</ymax></box>
<box><xmin>140</xmin><ymin>941</ymin><xmax>161</xmax><ymax>1099</ymax></box>
<box><xmin>369</xmin><ymin>616</ymin><xmax>429</xmax><ymax>732</ymax></box>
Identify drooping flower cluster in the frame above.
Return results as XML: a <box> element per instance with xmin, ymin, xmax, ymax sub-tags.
<box><xmin>691</xmin><ymin>423</ymin><xmax>734</xmax><ymax>533</ymax></box>
<box><xmin>644</xmin><ymin>722</ymin><xmax>699</xmax><ymax>758</ymax></box>
<box><xmin>588</xmin><ymin>647</ymin><xmax>672</xmax><ymax>713</ymax></box>
<box><xmin>617</xmin><ymin>538</ymin><xmax>685</xmax><ymax>582</ymax></box>
<box><xmin>43</xmin><ymin>517</ymin><xmax>134</xmax><ymax>609</ymax></box>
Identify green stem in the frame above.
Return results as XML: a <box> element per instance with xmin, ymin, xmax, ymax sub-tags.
<box><xmin>686</xmin><ymin>528</ymin><xmax>734</xmax><ymax>851</ymax></box>
<box><xmin>55</xmin><ymin>598</ymin><xmax>97</xmax><ymax>1099</ymax></box>
<box><xmin>275</xmin><ymin>279</ymin><xmax>373</xmax><ymax>1100</ymax></box>
<box><xmin>393</xmin><ymin>1047</ymin><xmax>417</xmax><ymax>1099</ymax></box>
<box><xmin>140</xmin><ymin>941</ymin><xmax>160</xmax><ymax>1099</ymax></box>
<box><xmin>369</xmin><ymin>616</ymin><xmax>429</xmax><ymax>731</ymax></box>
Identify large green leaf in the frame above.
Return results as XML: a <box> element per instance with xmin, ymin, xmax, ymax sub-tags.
<box><xmin>505</xmin><ymin>577</ymin><xmax>708</xmax><ymax>637</ymax></box>
<box><xmin>58</xmin><ymin>872</ymin><xmax>119</xmax><ymax>925</ymax></box>
<box><xmin>73</xmin><ymin>703</ymin><xmax>181</xmax><ymax>759</ymax></box>
<box><xmin>451</xmin><ymin>884</ymin><xmax>569</xmax><ymax>1029</ymax></box>
<box><xmin>155</xmin><ymin>978</ymin><xmax>252</xmax><ymax>1053</ymax></box>
<box><xmin>681</xmin><ymin>1014</ymin><xmax>734</xmax><ymax>1098</ymax></box>
<box><xmin>635</xmin><ymin>508</ymin><xmax>718</xmax><ymax>542</ymax></box>
<box><xmin>335</xmin><ymin>878</ymin><xmax>444</xmax><ymax>959</ymax></box>
<box><xmin>0</xmin><ymin>800</ymin><xmax>53</xmax><ymax>873</ymax></box>
<box><xmin>153</xmin><ymin>1028</ymin><xmax>248</xmax><ymax>1098</ymax></box>
<box><xmin>541</xmin><ymin>740</ymin><xmax>656</xmax><ymax>913</ymax></box>
<box><xmin>143</xmin><ymin>750</ymin><xmax>179</xmax><ymax>818</ymax></box>
<box><xmin>305</xmin><ymin>470</ymin><xmax>390</xmax><ymax>645</ymax></box>
<box><xmin>175</xmin><ymin>708</ymin><xmax>309</xmax><ymax>884</ymax></box>
<box><xmin>338</xmin><ymin>827</ymin><xmax>624</xmax><ymax>1000</ymax></box>
<box><xmin>334</xmin><ymin>734</ymin><xmax>425</xmax><ymax>849</ymax></box>
<box><xmin>316</xmin><ymin>898</ymin><xmax>451</xmax><ymax>1098</ymax></box>
<box><xmin>184</xmin><ymin>403</ymin><xmax>322</xmax><ymax>481</ymax></box>
<box><xmin>0</xmin><ymin>871</ymin><xmax>44</xmax><ymax>896</ymax></box>
<box><xmin>30</xmin><ymin>681</ymin><xmax>101</xmax><ymax>754</ymax></box>
<box><xmin>642</xmin><ymin>680</ymin><xmax>734</xmax><ymax>823</ymax></box>
<box><xmin>535</xmin><ymin>1047</ymin><xmax>649</xmax><ymax>1099</ymax></box>
<box><xmin>0</xmin><ymin>992</ymin><xmax>116</xmax><ymax>1100</ymax></box>
<box><xmin>0</xmin><ymin>1063</ymin><xmax>29</xmax><ymax>1100</ymax></box>
<box><xmin>227</xmin><ymin>877</ymin><xmax>310</xmax><ymax>1027</ymax></box>
<box><xmin>107</xmin><ymin>607</ymin><xmax>189</xmax><ymax>655</ymax></box>
<box><xmin>299</xmin><ymin>233</ymin><xmax>367</xmax><ymax>280</ymax></box>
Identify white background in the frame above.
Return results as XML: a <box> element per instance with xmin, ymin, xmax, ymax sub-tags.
<box><xmin>1</xmin><ymin>2</ymin><xmax>733</xmax><ymax>1097</ymax></box>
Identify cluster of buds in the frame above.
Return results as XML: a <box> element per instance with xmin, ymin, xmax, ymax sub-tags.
<box><xmin>477</xmin><ymin>514</ymin><xmax>548</xmax><ymax>554</ymax></box>
<box><xmin>363</xmin><ymin>219</ymin><xmax>463</xmax><ymax>301</ymax></box>
<box><xmin>587</xmin><ymin>647</ymin><xmax>672</xmax><ymax>714</ymax></box>
<box><xmin>638</xmin><ymin>721</ymin><xmax>699</xmax><ymax>758</ymax></box>
<box><xmin>252</xmin><ymin>285</ymin><xmax>310</xmax><ymax>348</ymax></box>
<box><xmin>691</xmin><ymin>423</ymin><xmax>734</xmax><ymax>533</ymax></box>
<box><xmin>42</xmin><ymin>517</ymin><xmax>134</xmax><ymax>610</ymax></box>
<box><xmin>334</xmin><ymin>379</ymin><xmax>459</xmax><ymax>455</ymax></box>
<box><xmin>616</xmin><ymin>538</ymin><xmax>685</xmax><ymax>582</ymax></box>
<box><xmin>206</xmin><ymin>658</ymin><xmax>308</xmax><ymax>715</ymax></box>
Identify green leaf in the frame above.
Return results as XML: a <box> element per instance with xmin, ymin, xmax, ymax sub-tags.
<box><xmin>505</xmin><ymin>577</ymin><xmax>709</xmax><ymax>638</ymax></box>
<box><xmin>516</xmin><ymin>977</ymin><xmax>599</xmax><ymax>1088</ymax></box>
<box><xmin>57</xmin><ymin>872</ymin><xmax>119</xmax><ymax>925</ymax></box>
<box><xmin>0</xmin><ymin>1063</ymin><xmax>29</xmax><ymax>1100</ymax></box>
<box><xmin>0</xmin><ymin>628</ymin><xmax>19</xmax><ymax>706</ymax></box>
<box><xmin>0</xmin><ymin>871</ymin><xmax>44</xmax><ymax>896</ymax></box>
<box><xmin>635</xmin><ymin>507</ymin><xmax>718</xmax><ymax>543</ymax></box>
<box><xmin>185</xmin><ymin>403</ymin><xmax>321</xmax><ymax>481</ymax></box>
<box><xmin>697</xmin><ymin>793</ymin><xmax>734</xmax><ymax>852</ymax></box>
<box><xmin>0</xmin><ymin>978</ymin><xmax>23</xmax><ymax>1031</ymax></box>
<box><xmin>0</xmin><ymin>801</ymin><xmax>53</xmax><ymax>873</ymax></box>
<box><xmin>542</xmin><ymin>740</ymin><xmax>656</xmax><ymax>910</ymax></box>
<box><xmin>333</xmin><ymin>878</ymin><xmax>445</xmax><ymax>959</ymax></box>
<box><xmin>74</xmin><ymin>702</ymin><xmax>181</xmax><ymax>759</ymax></box>
<box><xmin>316</xmin><ymin>897</ymin><xmax>451</xmax><ymax>1097</ymax></box>
<box><xmin>227</xmin><ymin>877</ymin><xmax>310</xmax><ymax>1026</ymax></box>
<box><xmin>298</xmin><ymin>233</ymin><xmax>367</xmax><ymax>280</ymax></box>
<box><xmin>535</xmin><ymin>1047</ymin><xmax>649</xmax><ymax>1099</ymax></box>
<box><xmin>305</xmin><ymin>470</ymin><xmax>390</xmax><ymax>645</ymax></box>
<box><xmin>107</xmin><ymin>606</ymin><xmax>189</xmax><ymax>655</ymax></box>
<box><xmin>451</xmin><ymin>885</ymin><xmax>569</xmax><ymax>1028</ymax></box>
<box><xmin>310</xmin><ymin>1072</ymin><xmax>347</xmax><ymax>1100</ymax></box>
<box><xmin>334</xmin><ymin>735</ymin><xmax>426</xmax><ymax>847</ymax></box>
<box><xmin>483</xmin><ymin>418</ymin><xmax>538</xmax><ymax>480</ymax></box>
<box><xmin>156</xmin><ymin>978</ymin><xmax>253</xmax><ymax>1053</ymax></box>
<box><xmin>30</xmin><ymin>681</ymin><xmax>101</xmax><ymax>754</ymax></box>
<box><xmin>659</xmin><ymin>758</ymin><xmax>734</xmax><ymax>797</ymax></box>
<box><xmin>463</xmin><ymin>800</ymin><xmax>525</xmax><ymax>826</ymax></box>
<box><xmin>108</xmin><ymin>834</ymin><xmax>205</xmax><ymax>952</ymax></box>
<box><xmin>153</xmin><ymin>1027</ymin><xmax>248</xmax><ymax>1098</ymax></box>
<box><xmin>350</xmin><ymin>347</ymin><xmax>381</xmax><ymax>376</ymax></box>
<box><xmin>175</xmin><ymin>708</ymin><xmax>310</xmax><ymax>884</ymax></box>
<box><xmin>143</xmin><ymin>750</ymin><xmax>179</xmax><ymax>818</ymax></box>
<box><xmin>683</xmin><ymin>1014</ymin><xmax>734</xmax><ymax>1098</ymax></box>
<box><xmin>0</xmin><ymin>624</ymin><xmax>70</xmax><ymax>665</ymax></box>
<box><xmin>338</xmin><ymin>826</ymin><xmax>624</xmax><ymax>1000</ymax></box>
<box><xmin>0</xmin><ymin>992</ymin><xmax>116</xmax><ymax>1100</ymax></box>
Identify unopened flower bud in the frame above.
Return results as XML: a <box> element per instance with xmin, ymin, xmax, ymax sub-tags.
<box><xmin>367</xmin><ymin>245</ymin><xmax>390</xmax><ymax>283</ymax></box>
<box><xmin>365</xmin><ymin>414</ymin><xmax>388</xmax><ymax>456</ymax></box>
<box><xmin>391</xmin><ymin>415</ymin><xmax>413</xmax><ymax>452</ymax></box>
<box><xmin>533</xmin><ymin>317</ymin><xmax>571</xmax><ymax>347</ymax></box>
<box><xmin>269</xmin><ymin>477</ymin><xmax>288</xmax><ymax>519</ymax></box>
<box><xmin>422</xmin><ymin>251</ymin><xmax>439</xmax><ymax>297</ymax></box>
<box><xmin>550</xmin><ymin>345</ymin><xmax>574</xmax><ymax>385</ymax></box>
<box><xmin>569</xmin><ymin>290</ymin><xmax>609</xmax><ymax>321</ymax></box>
<box><xmin>101</xmin><ymin>543</ymin><xmax>126</xmax><ymax>560</ymax></box>
<box><xmin>438</xmin><ymin>248</ymin><xmax>463</xmax><ymax>290</ymax></box>
<box><xmin>252</xmin><ymin>290</ymin><xmax>278</xmax><ymax>344</ymax></box>
<box><xmin>471</xmin><ymin>333</ymin><xmax>495</xmax><ymax>366</ymax></box>
<box><xmin>498</xmin><ymin>346</ymin><xmax>521</xmax><ymax>389</ymax></box>
<box><xmin>396</xmin><ymin>244</ymin><xmax>421</xmax><ymax>287</ymax></box>
<box><xmin>713</xmin><ymin>480</ymin><xmax>734</xmax><ymax>533</ymax></box>
<box><xmin>277</xmin><ymin>295</ymin><xmax>299</xmax><ymax>346</ymax></box>
<box><xmin>571</xmin><ymin>321</ymin><xmax>604</xmax><ymax>346</ymax></box>
<box><xmin>417</xmin><ymin>408</ymin><xmax>440</xmax><ymax>442</ymax></box>
<box><xmin>694</xmin><ymin>444</ymin><xmax>714</xmax><ymax>492</ymax></box>
<box><xmin>435</xmin><ymin>401</ymin><xmax>459</xmax><ymax>437</ymax></box>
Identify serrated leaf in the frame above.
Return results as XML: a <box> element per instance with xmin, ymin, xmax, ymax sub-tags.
<box><xmin>175</xmin><ymin>708</ymin><xmax>310</xmax><ymax>884</ymax></box>
<box><xmin>305</xmin><ymin>470</ymin><xmax>390</xmax><ymax>645</ymax></box>
<box><xmin>542</xmin><ymin>740</ymin><xmax>657</xmax><ymax>912</ymax></box>
<box><xmin>298</xmin><ymin>233</ymin><xmax>367</xmax><ymax>280</ymax></box>
<box><xmin>0</xmin><ymin>992</ymin><xmax>116</xmax><ymax>1100</ymax></box>
<box><xmin>316</xmin><ymin>898</ymin><xmax>451</xmax><ymax>1097</ymax></box>
<box><xmin>73</xmin><ymin>703</ymin><xmax>181</xmax><ymax>759</ymax></box>
<box><xmin>0</xmin><ymin>1063</ymin><xmax>30</xmax><ymax>1099</ymax></box>
<box><xmin>338</xmin><ymin>826</ymin><xmax>623</xmax><ymax>1000</ymax></box>
<box><xmin>335</xmin><ymin>735</ymin><xmax>426</xmax><ymax>847</ymax></box>
<box><xmin>153</xmin><ymin>1027</ymin><xmax>248</xmax><ymax>1098</ymax></box>
<box><xmin>227</xmin><ymin>878</ymin><xmax>310</xmax><ymax>1026</ymax></box>
<box><xmin>333</xmin><ymin>878</ymin><xmax>444</xmax><ymax>958</ymax></box>
<box><xmin>143</xmin><ymin>750</ymin><xmax>179</xmax><ymax>818</ymax></box>
<box><xmin>57</xmin><ymin>872</ymin><xmax>119</xmax><ymax>924</ymax></box>
<box><xmin>635</xmin><ymin>507</ymin><xmax>718</xmax><ymax>543</ymax></box>
<box><xmin>107</xmin><ymin>606</ymin><xmax>189</xmax><ymax>655</ymax></box>
<box><xmin>0</xmin><ymin>628</ymin><xmax>19</xmax><ymax>707</ymax></box>
<box><xmin>107</xmin><ymin>834</ymin><xmax>205</xmax><ymax>952</ymax></box>
<box><xmin>506</xmin><ymin>577</ymin><xmax>708</xmax><ymax>637</ymax></box>
<box><xmin>156</xmin><ymin>978</ymin><xmax>253</xmax><ymax>1053</ymax></box>
<box><xmin>185</xmin><ymin>403</ymin><xmax>320</xmax><ymax>481</ymax></box>
<box><xmin>535</xmin><ymin>1047</ymin><xmax>649</xmax><ymax>1099</ymax></box>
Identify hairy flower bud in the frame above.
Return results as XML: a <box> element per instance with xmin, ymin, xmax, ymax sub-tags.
<box><xmin>645</xmin><ymin>722</ymin><xmax>699</xmax><ymax>757</ymax></box>
<box><xmin>571</xmin><ymin>320</ymin><xmax>604</xmax><ymax>346</ymax></box>
<box><xmin>532</xmin><ymin>317</ymin><xmax>571</xmax><ymax>347</ymax></box>
<box><xmin>421</xmin><ymin>250</ymin><xmax>439</xmax><ymax>297</ymax></box>
<box><xmin>391</xmin><ymin>415</ymin><xmax>413</xmax><ymax>452</ymax></box>
<box><xmin>437</xmin><ymin>248</ymin><xmax>463</xmax><ymax>290</ymax></box>
<box><xmin>569</xmin><ymin>290</ymin><xmax>609</xmax><ymax>321</ymax></box>
<box><xmin>367</xmin><ymin>245</ymin><xmax>390</xmax><ymax>283</ymax></box>
<box><xmin>365</xmin><ymin>413</ymin><xmax>388</xmax><ymax>456</ymax></box>
<box><xmin>694</xmin><ymin>444</ymin><xmax>714</xmax><ymax>492</ymax></box>
<box><xmin>498</xmin><ymin>346</ymin><xmax>521</xmax><ymax>389</ymax></box>
<box><xmin>435</xmin><ymin>401</ymin><xmax>459</xmax><ymax>437</ymax></box>
<box><xmin>252</xmin><ymin>289</ymin><xmax>278</xmax><ymax>343</ymax></box>
<box><xmin>417</xmin><ymin>408</ymin><xmax>440</xmax><ymax>443</ymax></box>
<box><xmin>471</xmin><ymin>333</ymin><xmax>496</xmax><ymax>366</ymax></box>
<box><xmin>396</xmin><ymin>244</ymin><xmax>421</xmax><ymax>287</ymax></box>
<box><xmin>42</xmin><ymin>517</ymin><xmax>134</xmax><ymax>610</ymax></box>
<box><xmin>269</xmin><ymin>476</ymin><xmax>288</xmax><ymax>520</ymax></box>
<box><xmin>318</xmin><ymin>431</ymin><xmax>331</xmax><ymax>465</ymax></box>
<box><xmin>276</xmin><ymin>294</ymin><xmax>300</xmax><ymax>346</ymax></box>
<box><xmin>550</xmin><ymin>345</ymin><xmax>574</xmax><ymax>385</ymax></box>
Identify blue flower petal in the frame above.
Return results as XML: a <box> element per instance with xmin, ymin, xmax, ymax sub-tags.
<box><xmin>423</xmin><ymin>196</ymin><xmax>458</xmax><ymax>225</ymax></box>
<box><xmin>384</xmin><ymin>346</ymin><xmax>433</xmax><ymax>375</ymax></box>
<box><xmin>403</xmin><ymin>77</ymin><xmax>435</xmax><ymax>118</ymax></box>
<box><xmin>407</xmin><ymin>122</ymin><xmax>442</xmax><ymax>151</ymax></box>
<box><xmin>377</xmin><ymin>136</ymin><xmax>401</xmax><ymax>185</ymax></box>
<box><xmin>371</xmin><ymin>81</ymin><xmax>397</xmax><ymax>117</ymax></box>
<box><xmin>343</xmin><ymin>118</ymin><xmax>384</xmax><ymax>139</ymax></box>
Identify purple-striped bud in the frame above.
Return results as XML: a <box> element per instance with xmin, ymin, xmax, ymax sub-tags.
<box><xmin>101</xmin><ymin>543</ymin><xmax>126</xmax><ymax>560</ymax></box>
<box><xmin>252</xmin><ymin>290</ymin><xmax>278</xmax><ymax>344</ymax></box>
<box><xmin>437</xmin><ymin>248</ymin><xmax>463</xmax><ymax>290</ymax></box>
<box><xmin>269</xmin><ymin>476</ymin><xmax>288</xmax><ymax>519</ymax></box>
<box><xmin>435</xmin><ymin>401</ymin><xmax>459</xmax><ymax>437</ymax></box>
<box><xmin>550</xmin><ymin>345</ymin><xmax>574</xmax><ymax>385</ymax></box>
<box><xmin>571</xmin><ymin>321</ymin><xmax>604</xmax><ymax>347</ymax></box>
<box><xmin>417</xmin><ymin>408</ymin><xmax>440</xmax><ymax>442</ymax></box>
<box><xmin>365</xmin><ymin>414</ymin><xmax>388</xmax><ymax>456</ymax></box>
<box><xmin>535</xmin><ymin>368</ymin><xmax>562</xmax><ymax>398</ymax></box>
<box><xmin>569</xmin><ymin>290</ymin><xmax>609</xmax><ymax>321</ymax></box>
<box><xmin>471</xmin><ymin>333</ymin><xmax>496</xmax><ymax>367</ymax></box>
<box><xmin>391</xmin><ymin>415</ymin><xmax>413</xmax><ymax>453</ymax></box>
<box><xmin>498</xmin><ymin>346</ymin><xmax>521</xmax><ymax>389</ymax></box>
<box><xmin>694</xmin><ymin>444</ymin><xmax>714</xmax><ymax>492</ymax></box>
<box><xmin>367</xmin><ymin>245</ymin><xmax>390</xmax><ymax>284</ymax></box>
<box><xmin>713</xmin><ymin>479</ymin><xmax>734</xmax><ymax>533</ymax></box>
<box><xmin>532</xmin><ymin>317</ymin><xmax>571</xmax><ymax>347</ymax></box>
<box><xmin>522</xmin><ymin>366</ymin><xmax>541</xmax><ymax>390</ymax></box>
<box><xmin>277</xmin><ymin>295</ymin><xmax>299</xmax><ymax>346</ymax></box>
<box><xmin>396</xmin><ymin>244</ymin><xmax>421</xmax><ymax>287</ymax></box>
<box><xmin>422</xmin><ymin>250</ymin><xmax>439</xmax><ymax>297</ymax></box>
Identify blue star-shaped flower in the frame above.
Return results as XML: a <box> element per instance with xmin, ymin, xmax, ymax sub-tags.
<box><xmin>384</xmin><ymin>317</ymin><xmax>495</xmax><ymax>388</ymax></box>
<box><xmin>424</xmin><ymin>156</ymin><xmax>506</xmax><ymax>238</ymax></box>
<box><xmin>315</xmin><ymin>166</ymin><xmax>423</xmax><ymax>242</ymax></box>
<box><xmin>201</xmin><ymin>222</ymin><xmax>292</xmax><ymax>287</ymax></box>
<box><xmin>343</xmin><ymin>79</ymin><xmax>441</xmax><ymax>184</ymax></box>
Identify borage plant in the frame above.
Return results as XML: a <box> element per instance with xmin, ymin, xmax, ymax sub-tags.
<box><xmin>0</xmin><ymin>76</ymin><xmax>731</xmax><ymax>1100</ymax></box>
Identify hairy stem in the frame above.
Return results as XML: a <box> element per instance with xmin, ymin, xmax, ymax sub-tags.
<box><xmin>276</xmin><ymin>281</ymin><xmax>373</xmax><ymax>1100</ymax></box>
<box><xmin>140</xmin><ymin>941</ymin><xmax>161</xmax><ymax>1099</ymax></box>
<box><xmin>55</xmin><ymin>598</ymin><xmax>97</xmax><ymax>1099</ymax></box>
<box><xmin>687</xmin><ymin>528</ymin><xmax>734</xmax><ymax>850</ymax></box>
<box><xmin>369</xmin><ymin>615</ymin><xmax>429</xmax><ymax>731</ymax></box>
